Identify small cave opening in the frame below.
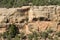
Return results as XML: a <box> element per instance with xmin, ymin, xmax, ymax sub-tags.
<box><xmin>39</xmin><ymin>17</ymin><xmax>45</xmax><ymax>21</ymax></box>
<box><xmin>20</xmin><ymin>19</ymin><xmax>25</xmax><ymax>23</ymax></box>
<box><xmin>32</xmin><ymin>18</ymin><xmax>38</xmax><ymax>21</ymax></box>
<box><xmin>45</xmin><ymin>18</ymin><xmax>51</xmax><ymax>21</ymax></box>
<box><xmin>57</xmin><ymin>22</ymin><xmax>60</xmax><ymax>25</ymax></box>
<box><xmin>38</xmin><ymin>17</ymin><xmax>51</xmax><ymax>21</ymax></box>
<box><xmin>25</xmin><ymin>18</ymin><xmax>28</xmax><ymax>22</ymax></box>
<box><xmin>5</xmin><ymin>19</ymin><xmax>9</xmax><ymax>23</ymax></box>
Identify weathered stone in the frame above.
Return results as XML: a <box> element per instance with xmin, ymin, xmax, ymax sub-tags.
<box><xmin>0</xmin><ymin>6</ymin><xmax>60</xmax><ymax>34</ymax></box>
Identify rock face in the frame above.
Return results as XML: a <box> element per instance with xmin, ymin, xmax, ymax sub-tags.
<box><xmin>0</xmin><ymin>6</ymin><xmax>60</xmax><ymax>34</ymax></box>
<box><xmin>28</xmin><ymin>6</ymin><xmax>57</xmax><ymax>22</ymax></box>
<box><xmin>0</xmin><ymin>6</ymin><xmax>60</xmax><ymax>23</ymax></box>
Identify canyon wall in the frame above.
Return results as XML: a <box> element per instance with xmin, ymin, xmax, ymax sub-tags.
<box><xmin>0</xmin><ymin>6</ymin><xmax>60</xmax><ymax>34</ymax></box>
<box><xmin>28</xmin><ymin>6</ymin><xmax>60</xmax><ymax>22</ymax></box>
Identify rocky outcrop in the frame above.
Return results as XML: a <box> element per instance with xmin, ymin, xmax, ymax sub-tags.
<box><xmin>0</xmin><ymin>6</ymin><xmax>60</xmax><ymax>34</ymax></box>
<box><xmin>28</xmin><ymin>6</ymin><xmax>57</xmax><ymax>22</ymax></box>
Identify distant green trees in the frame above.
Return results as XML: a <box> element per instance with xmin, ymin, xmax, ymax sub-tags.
<box><xmin>32</xmin><ymin>0</ymin><xmax>60</xmax><ymax>6</ymax></box>
<box><xmin>0</xmin><ymin>0</ymin><xmax>60</xmax><ymax>8</ymax></box>
<box><xmin>0</xmin><ymin>0</ymin><xmax>30</xmax><ymax>8</ymax></box>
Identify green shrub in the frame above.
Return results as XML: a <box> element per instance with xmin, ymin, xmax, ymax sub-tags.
<box><xmin>3</xmin><ymin>31</ymin><xmax>9</xmax><ymax>38</ymax></box>
<box><xmin>8</xmin><ymin>24</ymin><xmax>19</xmax><ymax>38</ymax></box>
<box><xmin>19</xmin><ymin>32</ymin><xmax>27</xmax><ymax>40</ymax></box>
<box><xmin>48</xmin><ymin>35</ymin><xmax>53</xmax><ymax>40</ymax></box>
<box><xmin>14</xmin><ymin>35</ymin><xmax>20</xmax><ymax>40</ymax></box>
<box><xmin>53</xmin><ymin>36</ymin><xmax>58</xmax><ymax>40</ymax></box>
<box><xmin>33</xmin><ymin>31</ymin><xmax>39</xmax><ymax>40</ymax></box>
<box><xmin>3</xmin><ymin>24</ymin><xmax>19</xmax><ymax>39</ymax></box>
<box><xmin>40</xmin><ymin>31</ymin><xmax>48</xmax><ymax>40</ymax></box>
<box><xmin>56</xmin><ymin>31</ymin><xmax>60</xmax><ymax>37</ymax></box>
<box><xmin>27</xmin><ymin>33</ymin><xmax>34</xmax><ymax>40</ymax></box>
<box><xmin>47</xmin><ymin>28</ymin><xmax>53</xmax><ymax>33</ymax></box>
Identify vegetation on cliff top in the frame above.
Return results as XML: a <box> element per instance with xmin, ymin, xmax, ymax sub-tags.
<box><xmin>0</xmin><ymin>0</ymin><xmax>60</xmax><ymax>8</ymax></box>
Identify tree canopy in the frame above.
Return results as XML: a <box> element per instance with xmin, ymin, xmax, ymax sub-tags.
<box><xmin>0</xmin><ymin>0</ymin><xmax>60</xmax><ymax>8</ymax></box>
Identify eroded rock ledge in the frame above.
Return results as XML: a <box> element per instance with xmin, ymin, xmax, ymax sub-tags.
<box><xmin>0</xmin><ymin>6</ymin><xmax>60</xmax><ymax>34</ymax></box>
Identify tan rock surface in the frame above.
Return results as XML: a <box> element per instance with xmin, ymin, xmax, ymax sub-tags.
<box><xmin>0</xmin><ymin>6</ymin><xmax>60</xmax><ymax>34</ymax></box>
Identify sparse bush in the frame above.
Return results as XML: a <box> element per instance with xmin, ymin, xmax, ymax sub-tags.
<box><xmin>3</xmin><ymin>24</ymin><xmax>19</xmax><ymax>40</ymax></box>
<box><xmin>33</xmin><ymin>31</ymin><xmax>39</xmax><ymax>40</ymax></box>
<box><xmin>3</xmin><ymin>31</ymin><xmax>9</xmax><ymax>38</ymax></box>
<box><xmin>19</xmin><ymin>32</ymin><xmax>26</xmax><ymax>40</ymax></box>
<box><xmin>28</xmin><ymin>33</ymin><xmax>34</xmax><ymax>40</ymax></box>
<box><xmin>48</xmin><ymin>34</ymin><xmax>53</xmax><ymax>40</ymax></box>
<box><xmin>14</xmin><ymin>34</ymin><xmax>20</xmax><ymax>40</ymax></box>
<box><xmin>47</xmin><ymin>28</ymin><xmax>53</xmax><ymax>33</ymax></box>
<box><xmin>40</xmin><ymin>31</ymin><xmax>48</xmax><ymax>40</ymax></box>
<box><xmin>56</xmin><ymin>31</ymin><xmax>60</xmax><ymax>37</ymax></box>
<box><xmin>8</xmin><ymin>24</ymin><xmax>19</xmax><ymax>38</ymax></box>
<box><xmin>53</xmin><ymin>36</ymin><xmax>58</xmax><ymax>40</ymax></box>
<box><xmin>0</xmin><ymin>33</ymin><xmax>2</xmax><ymax>38</ymax></box>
